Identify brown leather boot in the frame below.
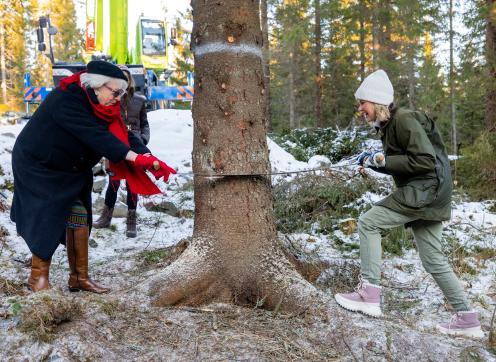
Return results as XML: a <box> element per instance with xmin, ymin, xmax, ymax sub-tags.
<box><xmin>28</xmin><ymin>254</ymin><xmax>51</xmax><ymax>292</ymax></box>
<box><xmin>93</xmin><ymin>205</ymin><xmax>114</xmax><ymax>229</ymax></box>
<box><xmin>126</xmin><ymin>209</ymin><xmax>137</xmax><ymax>238</ymax></box>
<box><xmin>66</xmin><ymin>227</ymin><xmax>110</xmax><ymax>293</ymax></box>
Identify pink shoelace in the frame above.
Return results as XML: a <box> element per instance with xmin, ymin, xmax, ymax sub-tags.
<box><xmin>354</xmin><ymin>276</ymin><xmax>368</xmax><ymax>299</ymax></box>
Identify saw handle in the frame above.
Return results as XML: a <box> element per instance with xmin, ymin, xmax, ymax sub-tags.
<box><xmin>374</xmin><ymin>154</ymin><xmax>384</xmax><ymax>163</ymax></box>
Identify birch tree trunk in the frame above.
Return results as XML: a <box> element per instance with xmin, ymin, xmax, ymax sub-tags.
<box><xmin>149</xmin><ymin>0</ymin><xmax>320</xmax><ymax>313</ymax></box>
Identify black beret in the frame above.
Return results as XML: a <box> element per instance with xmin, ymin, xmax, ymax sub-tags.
<box><xmin>86</xmin><ymin>60</ymin><xmax>127</xmax><ymax>81</ymax></box>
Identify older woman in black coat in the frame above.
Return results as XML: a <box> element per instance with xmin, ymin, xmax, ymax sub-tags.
<box><xmin>11</xmin><ymin>61</ymin><xmax>175</xmax><ymax>293</ymax></box>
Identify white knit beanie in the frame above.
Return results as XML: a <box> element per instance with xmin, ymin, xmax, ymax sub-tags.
<box><xmin>354</xmin><ymin>69</ymin><xmax>394</xmax><ymax>106</ymax></box>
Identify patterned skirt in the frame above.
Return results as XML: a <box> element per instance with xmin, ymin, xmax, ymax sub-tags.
<box><xmin>66</xmin><ymin>200</ymin><xmax>88</xmax><ymax>228</ymax></box>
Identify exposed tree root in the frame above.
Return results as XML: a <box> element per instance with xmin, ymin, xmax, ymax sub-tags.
<box><xmin>148</xmin><ymin>237</ymin><xmax>330</xmax><ymax>315</ymax></box>
<box><xmin>282</xmin><ymin>246</ymin><xmax>330</xmax><ymax>283</ymax></box>
<box><xmin>148</xmin><ymin>245</ymin><xmax>225</xmax><ymax>306</ymax></box>
<box><xmin>254</xmin><ymin>268</ymin><xmax>329</xmax><ymax>315</ymax></box>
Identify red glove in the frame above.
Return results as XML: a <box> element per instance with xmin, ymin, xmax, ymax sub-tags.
<box><xmin>134</xmin><ymin>154</ymin><xmax>176</xmax><ymax>182</ymax></box>
<box><xmin>134</xmin><ymin>153</ymin><xmax>157</xmax><ymax>169</ymax></box>
<box><xmin>149</xmin><ymin>162</ymin><xmax>176</xmax><ymax>182</ymax></box>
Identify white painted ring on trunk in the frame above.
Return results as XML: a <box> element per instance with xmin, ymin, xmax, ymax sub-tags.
<box><xmin>193</xmin><ymin>42</ymin><xmax>262</xmax><ymax>59</ymax></box>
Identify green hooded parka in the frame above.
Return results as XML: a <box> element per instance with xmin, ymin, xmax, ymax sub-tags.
<box><xmin>375</xmin><ymin>107</ymin><xmax>452</xmax><ymax>221</ymax></box>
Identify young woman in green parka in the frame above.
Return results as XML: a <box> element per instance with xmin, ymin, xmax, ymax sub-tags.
<box><xmin>334</xmin><ymin>70</ymin><xmax>484</xmax><ymax>338</ymax></box>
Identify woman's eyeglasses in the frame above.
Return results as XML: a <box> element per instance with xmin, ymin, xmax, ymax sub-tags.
<box><xmin>103</xmin><ymin>84</ymin><xmax>126</xmax><ymax>98</ymax></box>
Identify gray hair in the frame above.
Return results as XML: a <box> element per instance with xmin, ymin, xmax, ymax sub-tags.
<box><xmin>79</xmin><ymin>73</ymin><xmax>128</xmax><ymax>91</ymax></box>
<box><xmin>374</xmin><ymin>103</ymin><xmax>391</xmax><ymax>123</ymax></box>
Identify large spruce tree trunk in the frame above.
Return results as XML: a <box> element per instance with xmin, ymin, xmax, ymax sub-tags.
<box><xmin>486</xmin><ymin>0</ymin><xmax>496</xmax><ymax>131</ymax></box>
<box><xmin>149</xmin><ymin>0</ymin><xmax>320</xmax><ymax>313</ymax></box>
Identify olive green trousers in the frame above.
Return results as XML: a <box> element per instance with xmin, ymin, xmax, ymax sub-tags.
<box><xmin>358</xmin><ymin>205</ymin><xmax>470</xmax><ymax>311</ymax></box>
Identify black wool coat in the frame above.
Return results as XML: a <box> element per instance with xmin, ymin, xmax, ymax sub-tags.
<box><xmin>11</xmin><ymin>84</ymin><xmax>149</xmax><ymax>260</ymax></box>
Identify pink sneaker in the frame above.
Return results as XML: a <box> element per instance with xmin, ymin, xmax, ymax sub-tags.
<box><xmin>334</xmin><ymin>279</ymin><xmax>382</xmax><ymax>317</ymax></box>
<box><xmin>437</xmin><ymin>311</ymin><xmax>484</xmax><ymax>338</ymax></box>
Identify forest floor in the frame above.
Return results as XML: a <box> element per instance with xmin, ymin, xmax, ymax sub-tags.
<box><xmin>0</xmin><ymin>110</ymin><xmax>495</xmax><ymax>361</ymax></box>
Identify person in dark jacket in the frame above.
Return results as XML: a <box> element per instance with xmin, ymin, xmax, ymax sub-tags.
<box><xmin>334</xmin><ymin>70</ymin><xmax>483</xmax><ymax>338</ymax></box>
<box><xmin>11</xmin><ymin>61</ymin><xmax>176</xmax><ymax>294</ymax></box>
<box><xmin>93</xmin><ymin>65</ymin><xmax>150</xmax><ymax>237</ymax></box>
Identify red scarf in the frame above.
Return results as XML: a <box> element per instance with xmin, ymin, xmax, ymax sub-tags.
<box><xmin>59</xmin><ymin>71</ymin><xmax>161</xmax><ymax>195</ymax></box>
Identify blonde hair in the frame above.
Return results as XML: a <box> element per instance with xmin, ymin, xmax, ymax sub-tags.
<box><xmin>374</xmin><ymin>103</ymin><xmax>391</xmax><ymax>122</ymax></box>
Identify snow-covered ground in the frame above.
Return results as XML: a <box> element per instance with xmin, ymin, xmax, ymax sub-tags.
<box><xmin>0</xmin><ymin>109</ymin><xmax>495</xmax><ymax>360</ymax></box>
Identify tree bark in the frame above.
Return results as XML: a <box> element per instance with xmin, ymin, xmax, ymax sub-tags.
<box><xmin>449</xmin><ymin>0</ymin><xmax>457</xmax><ymax>153</ymax></box>
<box><xmin>408</xmin><ymin>48</ymin><xmax>416</xmax><ymax>109</ymax></box>
<box><xmin>382</xmin><ymin>0</ymin><xmax>394</xmax><ymax>67</ymax></box>
<box><xmin>372</xmin><ymin>15</ymin><xmax>379</xmax><ymax>68</ymax></box>
<box><xmin>373</xmin><ymin>0</ymin><xmax>394</xmax><ymax>71</ymax></box>
<box><xmin>260</xmin><ymin>0</ymin><xmax>271</xmax><ymax>131</ymax></box>
<box><xmin>149</xmin><ymin>0</ymin><xmax>321</xmax><ymax>313</ymax></box>
<box><xmin>289</xmin><ymin>48</ymin><xmax>296</xmax><ymax>129</ymax></box>
<box><xmin>486</xmin><ymin>0</ymin><xmax>496</xmax><ymax>131</ymax></box>
<box><xmin>0</xmin><ymin>15</ymin><xmax>7</xmax><ymax>105</ymax></box>
<box><xmin>314</xmin><ymin>0</ymin><xmax>323</xmax><ymax>127</ymax></box>
<box><xmin>358</xmin><ymin>0</ymin><xmax>366</xmax><ymax>81</ymax></box>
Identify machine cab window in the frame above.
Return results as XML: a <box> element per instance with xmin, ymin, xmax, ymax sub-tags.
<box><xmin>141</xmin><ymin>19</ymin><xmax>166</xmax><ymax>56</ymax></box>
